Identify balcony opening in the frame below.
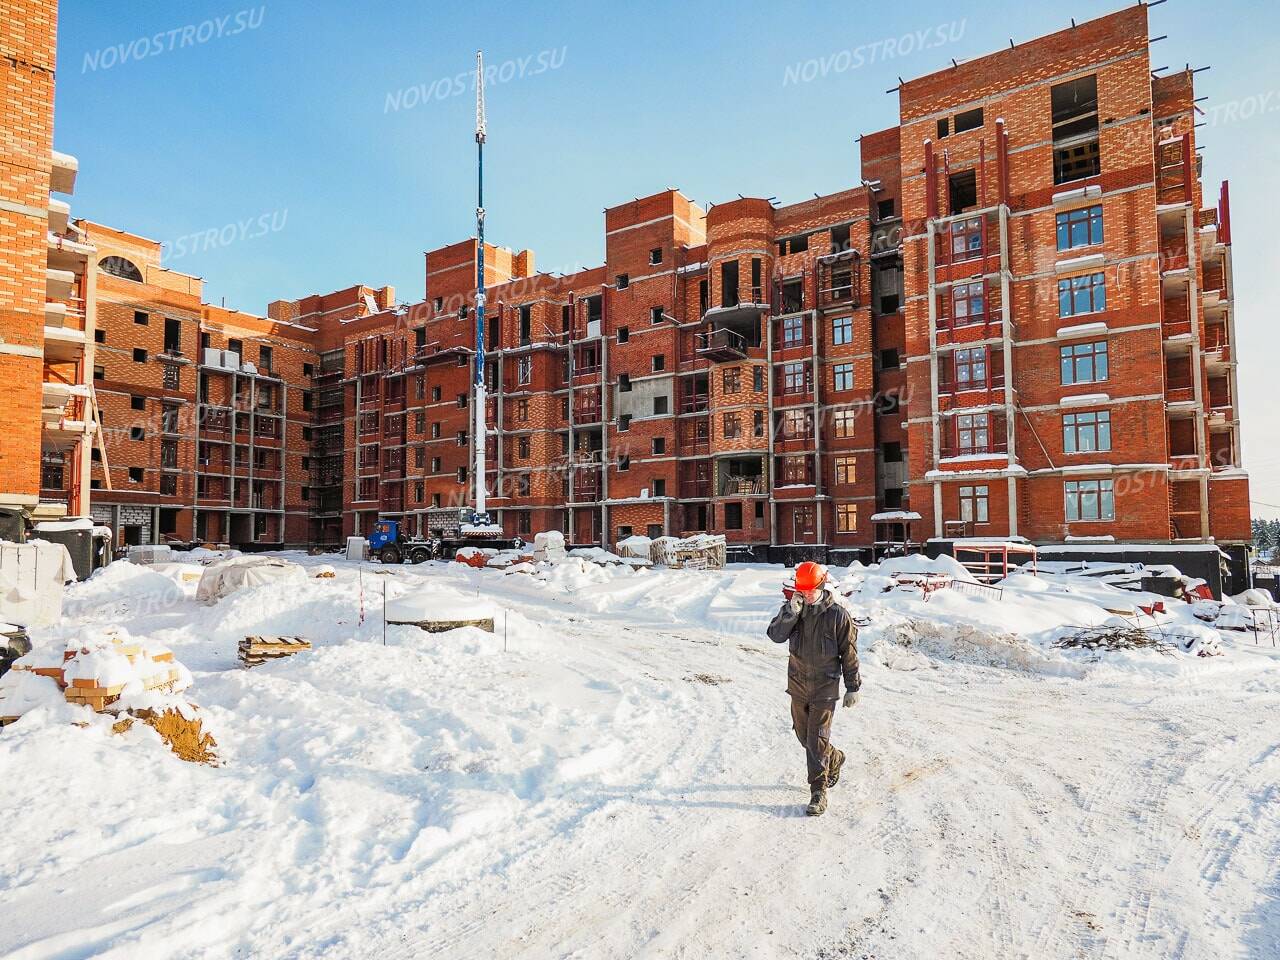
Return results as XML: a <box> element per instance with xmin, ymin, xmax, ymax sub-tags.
<box><xmin>780</xmin><ymin>278</ymin><xmax>804</xmax><ymax>314</ymax></box>
<box><xmin>519</xmin><ymin>304</ymin><xmax>532</xmax><ymax>345</ymax></box>
<box><xmin>721</xmin><ymin>260</ymin><xmax>739</xmax><ymax>308</ymax></box>
<box><xmin>1051</xmin><ymin>74</ymin><xmax>1100</xmax><ymax>185</ymax></box>
<box><xmin>719</xmin><ymin>455</ymin><xmax>765</xmax><ymax>496</ymax></box>
<box><xmin>681</xmin><ymin>373</ymin><xmax>709</xmax><ymax>413</ymax></box>
<box><xmin>683</xmin><ymin>502</ymin><xmax>708</xmax><ymax>532</ymax></box>
<box><xmin>586</xmin><ymin>295</ymin><xmax>602</xmax><ymax>327</ymax></box>
<box><xmin>831</xmin><ymin>224</ymin><xmax>850</xmax><ymax>254</ymax></box>
<box><xmin>163</xmin><ymin>317</ymin><xmax>181</xmax><ymax>353</ymax></box>
<box><xmin>948</xmin><ymin>169</ymin><xmax>977</xmax><ymax>216</ymax></box>
<box><xmin>872</xmin><ymin>258</ymin><xmax>903</xmax><ymax>316</ymax></box>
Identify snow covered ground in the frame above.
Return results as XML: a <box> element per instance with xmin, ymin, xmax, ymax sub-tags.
<box><xmin>2</xmin><ymin>553</ymin><xmax>1280</xmax><ymax>959</ymax></box>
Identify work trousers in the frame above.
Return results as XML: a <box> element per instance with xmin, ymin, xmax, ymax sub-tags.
<box><xmin>790</xmin><ymin>696</ymin><xmax>837</xmax><ymax>789</ymax></box>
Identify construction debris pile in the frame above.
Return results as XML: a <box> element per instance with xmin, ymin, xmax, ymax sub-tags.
<box><xmin>1052</xmin><ymin>624</ymin><xmax>1223</xmax><ymax>658</ymax></box>
<box><xmin>0</xmin><ymin>624</ymin><xmax>193</xmax><ymax>723</ymax></box>
<box><xmin>448</xmin><ymin>531</ymin><xmax>727</xmax><ymax>574</ymax></box>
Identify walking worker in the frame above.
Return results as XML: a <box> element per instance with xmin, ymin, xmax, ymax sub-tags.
<box><xmin>767</xmin><ymin>561</ymin><xmax>860</xmax><ymax>816</ymax></box>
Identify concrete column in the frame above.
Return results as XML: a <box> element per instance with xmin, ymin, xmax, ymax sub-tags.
<box><xmin>79</xmin><ymin>250</ymin><xmax>99</xmax><ymax>517</ymax></box>
<box><xmin>926</xmin><ymin>219</ymin><xmax>942</xmax><ymax>538</ymax></box>
<box><xmin>1183</xmin><ymin>207</ymin><xmax>1209</xmax><ymax>541</ymax></box>
<box><xmin>999</xmin><ymin>203</ymin><xmax>1017</xmax><ymax>537</ymax></box>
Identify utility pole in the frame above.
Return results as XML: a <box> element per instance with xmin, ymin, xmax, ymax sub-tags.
<box><xmin>472</xmin><ymin>49</ymin><xmax>488</xmax><ymax>523</ymax></box>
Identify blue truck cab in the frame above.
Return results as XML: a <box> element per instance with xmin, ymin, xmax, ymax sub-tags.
<box><xmin>367</xmin><ymin>520</ymin><xmax>400</xmax><ymax>552</ymax></box>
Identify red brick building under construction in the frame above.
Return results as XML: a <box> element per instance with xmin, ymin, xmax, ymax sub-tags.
<box><xmin>6</xmin><ymin>3</ymin><xmax>1251</xmax><ymax>577</ymax></box>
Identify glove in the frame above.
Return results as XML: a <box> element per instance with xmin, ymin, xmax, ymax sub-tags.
<box><xmin>787</xmin><ymin>595</ymin><xmax>803</xmax><ymax>615</ymax></box>
<box><xmin>843</xmin><ymin>691</ymin><xmax>860</xmax><ymax>709</ymax></box>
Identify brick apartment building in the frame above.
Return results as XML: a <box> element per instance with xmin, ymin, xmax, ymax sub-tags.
<box><xmin>894</xmin><ymin>5</ymin><xmax>1246</xmax><ymax>558</ymax></box>
<box><xmin>2</xmin><ymin>1</ymin><xmax>1252</xmax><ymax>572</ymax></box>
<box><xmin>1</xmin><ymin>0</ymin><xmax>99</xmax><ymax>526</ymax></box>
<box><xmin>74</xmin><ymin>222</ymin><xmax>346</xmax><ymax>547</ymax></box>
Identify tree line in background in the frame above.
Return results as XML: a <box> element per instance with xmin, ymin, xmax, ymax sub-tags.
<box><xmin>1251</xmin><ymin>518</ymin><xmax>1280</xmax><ymax>563</ymax></box>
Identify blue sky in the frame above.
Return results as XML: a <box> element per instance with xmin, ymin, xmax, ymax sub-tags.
<box><xmin>56</xmin><ymin>0</ymin><xmax>1280</xmax><ymax>511</ymax></box>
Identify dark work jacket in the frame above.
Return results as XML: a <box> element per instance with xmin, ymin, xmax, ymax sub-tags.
<box><xmin>767</xmin><ymin>591</ymin><xmax>860</xmax><ymax>702</ymax></box>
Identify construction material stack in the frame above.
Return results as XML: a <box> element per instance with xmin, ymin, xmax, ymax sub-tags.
<box><xmin>238</xmin><ymin>636</ymin><xmax>311</xmax><ymax>668</ymax></box>
<box><xmin>0</xmin><ymin>625</ymin><xmax>192</xmax><ymax>721</ymax></box>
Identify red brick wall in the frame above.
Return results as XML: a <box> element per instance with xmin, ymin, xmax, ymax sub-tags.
<box><xmin>0</xmin><ymin>0</ymin><xmax>57</xmax><ymax>506</ymax></box>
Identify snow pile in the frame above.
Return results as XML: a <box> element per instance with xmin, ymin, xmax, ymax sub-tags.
<box><xmin>830</xmin><ymin>552</ymin><xmax>1270</xmax><ymax>678</ymax></box>
<box><xmin>62</xmin><ymin>559</ymin><xmax>189</xmax><ymax>621</ymax></box>
<box><xmin>878</xmin><ymin>553</ymin><xmax>978</xmax><ymax>582</ymax></box>
<box><xmin>0</xmin><ymin>669</ymin><xmax>65</xmax><ymax>720</ymax></box>
<box><xmin>569</xmin><ymin>546</ymin><xmax>629</xmax><ymax>565</ymax></box>
<box><xmin>882</xmin><ymin>617</ymin><xmax>1081</xmax><ymax>676</ymax></box>
<box><xmin>384</xmin><ymin>591</ymin><xmax>498</xmax><ymax>626</ymax></box>
<box><xmin>2</xmin><ymin>552</ymin><xmax>1280</xmax><ymax>957</ymax></box>
<box><xmin>185</xmin><ymin>546</ymin><xmax>241</xmax><ymax>565</ymax></box>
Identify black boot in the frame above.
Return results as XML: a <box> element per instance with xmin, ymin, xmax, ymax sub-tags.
<box><xmin>806</xmin><ymin>788</ymin><xmax>828</xmax><ymax>816</ymax></box>
<box><xmin>826</xmin><ymin>748</ymin><xmax>846</xmax><ymax>789</ymax></box>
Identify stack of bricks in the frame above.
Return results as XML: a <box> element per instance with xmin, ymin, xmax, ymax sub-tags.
<box><xmin>4</xmin><ymin>626</ymin><xmax>190</xmax><ymax>717</ymax></box>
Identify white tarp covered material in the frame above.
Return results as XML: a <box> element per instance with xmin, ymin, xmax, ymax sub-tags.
<box><xmin>533</xmin><ymin>530</ymin><xmax>566</xmax><ymax>562</ymax></box>
<box><xmin>0</xmin><ymin>540</ymin><xmax>76</xmax><ymax>628</ymax></box>
<box><xmin>195</xmin><ymin>555</ymin><xmax>308</xmax><ymax>603</ymax></box>
<box><xmin>616</xmin><ymin>535</ymin><xmax>653</xmax><ymax>560</ymax></box>
<box><xmin>126</xmin><ymin>544</ymin><xmax>175</xmax><ymax>565</ymax></box>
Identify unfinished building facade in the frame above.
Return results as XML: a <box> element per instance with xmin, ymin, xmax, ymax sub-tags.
<box><xmin>3</xmin><ymin>2</ymin><xmax>1250</xmax><ymax>573</ymax></box>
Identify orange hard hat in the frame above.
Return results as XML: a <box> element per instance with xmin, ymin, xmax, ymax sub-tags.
<box><xmin>794</xmin><ymin>561</ymin><xmax>828</xmax><ymax>591</ymax></box>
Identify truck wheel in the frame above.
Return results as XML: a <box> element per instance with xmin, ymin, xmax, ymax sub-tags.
<box><xmin>409</xmin><ymin>547</ymin><xmax>429</xmax><ymax>565</ymax></box>
<box><xmin>381</xmin><ymin>544</ymin><xmax>403</xmax><ymax>565</ymax></box>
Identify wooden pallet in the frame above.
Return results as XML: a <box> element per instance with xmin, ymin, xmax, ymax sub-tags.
<box><xmin>238</xmin><ymin>636</ymin><xmax>311</xmax><ymax>668</ymax></box>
